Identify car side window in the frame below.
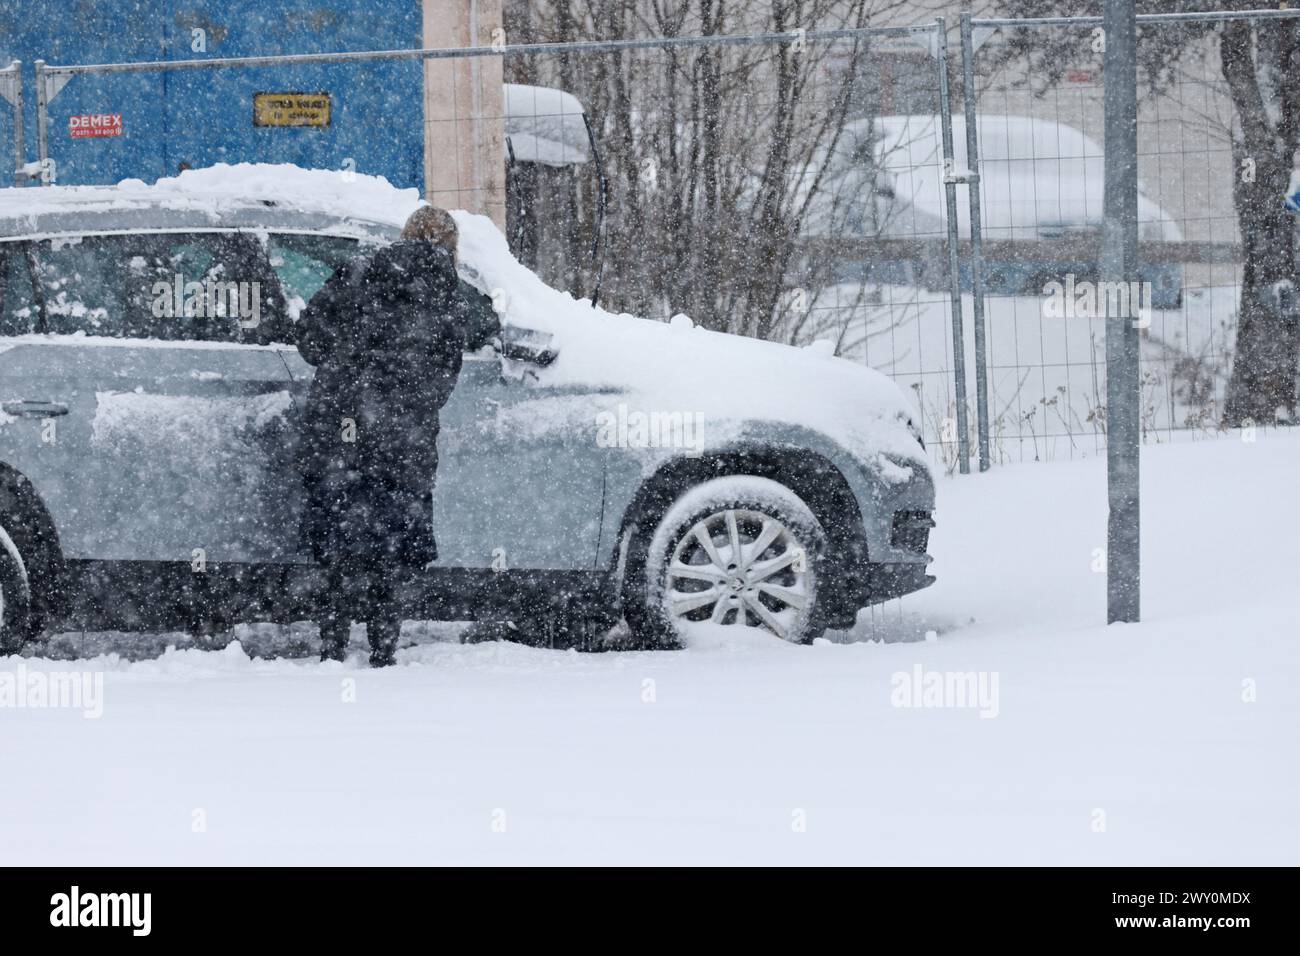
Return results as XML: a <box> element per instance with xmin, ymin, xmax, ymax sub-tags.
<box><xmin>0</xmin><ymin>244</ymin><xmax>39</xmax><ymax>336</ymax></box>
<box><xmin>27</xmin><ymin>232</ymin><xmax>289</xmax><ymax>344</ymax></box>
<box><xmin>265</xmin><ymin>233</ymin><xmax>365</xmax><ymax>322</ymax></box>
<box><xmin>28</xmin><ymin>236</ymin><xmax>124</xmax><ymax>336</ymax></box>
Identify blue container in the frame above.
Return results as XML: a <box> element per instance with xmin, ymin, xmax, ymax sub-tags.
<box><xmin>0</xmin><ymin>0</ymin><xmax>425</xmax><ymax>190</ymax></box>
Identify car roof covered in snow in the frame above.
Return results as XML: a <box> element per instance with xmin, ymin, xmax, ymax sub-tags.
<box><xmin>0</xmin><ymin>163</ymin><xmax>412</xmax><ymax>241</ymax></box>
<box><xmin>504</xmin><ymin>83</ymin><xmax>590</xmax><ymax>167</ymax></box>
<box><xmin>0</xmin><ymin>202</ymin><xmax>400</xmax><ymax>241</ymax></box>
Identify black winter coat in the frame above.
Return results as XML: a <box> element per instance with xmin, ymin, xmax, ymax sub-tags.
<box><xmin>294</xmin><ymin>240</ymin><xmax>497</xmax><ymax>565</ymax></box>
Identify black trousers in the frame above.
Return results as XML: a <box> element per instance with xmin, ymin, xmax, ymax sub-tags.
<box><xmin>318</xmin><ymin>554</ymin><xmax>404</xmax><ymax>658</ymax></box>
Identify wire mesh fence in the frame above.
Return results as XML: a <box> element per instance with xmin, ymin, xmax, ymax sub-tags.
<box><xmin>501</xmin><ymin>22</ymin><xmax>982</xmax><ymax>468</ymax></box>
<box><xmin>959</xmin><ymin>8</ymin><xmax>1300</xmax><ymax>464</ymax></box>
<box><xmin>10</xmin><ymin>7</ymin><xmax>1297</xmax><ymax>474</ymax></box>
<box><xmin>15</xmin><ymin>21</ymin><xmax>979</xmax><ymax>470</ymax></box>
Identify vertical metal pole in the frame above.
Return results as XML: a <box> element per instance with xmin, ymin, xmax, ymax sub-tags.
<box><xmin>9</xmin><ymin>62</ymin><xmax>25</xmax><ymax>187</ymax></box>
<box><xmin>1103</xmin><ymin>0</ymin><xmax>1140</xmax><ymax>624</ymax></box>
<box><xmin>960</xmin><ymin>15</ymin><xmax>991</xmax><ymax>472</ymax></box>
<box><xmin>936</xmin><ymin>18</ymin><xmax>971</xmax><ymax>474</ymax></box>
<box><xmin>34</xmin><ymin>60</ymin><xmax>50</xmax><ymax>185</ymax></box>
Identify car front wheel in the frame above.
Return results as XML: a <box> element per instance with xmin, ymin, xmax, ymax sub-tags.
<box><xmin>623</xmin><ymin>476</ymin><xmax>827</xmax><ymax>648</ymax></box>
<box><xmin>0</xmin><ymin>524</ymin><xmax>33</xmax><ymax>655</ymax></box>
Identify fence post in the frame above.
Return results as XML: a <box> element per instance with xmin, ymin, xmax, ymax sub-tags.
<box><xmin>33</xmin><ymin>60</ymin><xmax>50</xmax><ymax>185</ymax></box>
<box><xmin>935</xmin><ymin>17</ymin><xmax>971</xmax><ymax>474</ymax></box>
<box><xmin>1102</xmin><ymin>0</ymin><xmax>1140</xmax><ymax>624</ymax></box>
<box><xmin>0</xmin><ymin>61</ymin><xmax>24</xmax><ymax>185</ymax></box>
<box><xmin>959</xmin><ymin>14</ymin><xmax>991</xmax><ymax>472</ymax></box>
<box><xmin>12</xmin><ymin>63</ymin><xmax>24</xmax><ymax>186</ymax></box>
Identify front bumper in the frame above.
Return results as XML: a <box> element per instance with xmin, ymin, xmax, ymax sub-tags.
<box><xmin>865</xmin><ymin>561</ymin><xmax>936</xmax><ymax>603</ymax></box>
<box><xmin>821</xmin><ymin>517</ymin><xmax>934</xmax><ymax>628</ymax></box>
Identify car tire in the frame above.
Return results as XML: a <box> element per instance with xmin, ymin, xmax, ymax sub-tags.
<box><xmin>622</xmin><ymin>476</ymin><xmax>828</xmax><ymax>648</ymax></box>
<box><xmin>0</xmin><ymin>524</ymin><xmax>34</xmax><ymax>655</ymax></box>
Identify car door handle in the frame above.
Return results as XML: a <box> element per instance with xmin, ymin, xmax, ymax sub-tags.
<box><xmin>2</xmin><ymin>400</ymin><xmax>70</xmax><ymax>417</ymax></box>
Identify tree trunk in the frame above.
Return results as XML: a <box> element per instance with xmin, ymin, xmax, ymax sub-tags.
<box><xmin>1220</xmin><ymin>19</ymin><xmax>1300</xmax><ymax>425</ymax></box>
<box><xmin>1222</xmin><ymin>145</ymin><xmax>1298</xmax><ymax>425</ymax></box>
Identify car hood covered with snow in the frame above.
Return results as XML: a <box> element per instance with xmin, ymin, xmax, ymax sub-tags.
<box><xmin>450</xmin><ymin>208</ymin><xmax>929</xmax><ymax>480</ymax></box>
<box><xmin>0</xmin><ymin>163</ymin><xmax>929</xmax><ymax>481</ymax></box>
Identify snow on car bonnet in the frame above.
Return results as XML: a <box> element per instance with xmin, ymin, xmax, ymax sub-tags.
<box><xmin>451</xmin><ymin>208</ymin><xmax>928</xmax><ymax>478</ymax></box>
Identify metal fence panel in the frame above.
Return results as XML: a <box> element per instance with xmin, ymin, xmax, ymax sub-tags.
<box><xmin>0</xmin><ymin>60</ymin><xmax>25</xmax><ymax>186</ymax></box>
<box><xmin>28</xmin><ymin>24</ymin><xmax>975</xmax><ymax>470</ymax></box>
<box><xmin>11</xmin><ymin>7</ymin><xmax>1300</xmax><ymax>472</ymax></box>
<box><xmin>960</xmin><ymin>7</ymin><xmax>1300</xmax><ymax>463</ymax></box>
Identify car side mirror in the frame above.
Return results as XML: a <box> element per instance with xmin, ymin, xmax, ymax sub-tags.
<box><xmin>499</xmin><ymin>324</ymin><xmax>558</xmax><ymax>367</ymax></box>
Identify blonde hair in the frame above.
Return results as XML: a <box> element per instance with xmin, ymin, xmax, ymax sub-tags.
<box><xmin>401</xmin><ymin>206</ymin><xmax>459</xmax><ymax>251</ymax></box>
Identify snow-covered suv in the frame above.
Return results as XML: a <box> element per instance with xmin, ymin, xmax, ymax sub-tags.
<box><xmin>0</xmin><ymin>165</ymin><xmax>934</xmax><ymax>651</ymax></box>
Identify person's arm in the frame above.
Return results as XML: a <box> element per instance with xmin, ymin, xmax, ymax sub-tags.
<box><xmin>457</xmin><ymin>280</ymin><xmax>501</xmax><ymax>352</ymax></box>
<box><xmin>398</xmin><ymin>264</ymin><xmax>470</xmax><ymax>408</ymax></box>
<box><xmin>296</xmin><ymin>257</ymin><xmax>363</xmax><ymax>366</ymax></box>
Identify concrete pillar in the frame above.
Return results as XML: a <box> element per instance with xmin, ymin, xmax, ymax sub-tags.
<box><xmin>422</xmin><ymin>0</ymin><xmax>506</xmax><ymax>230</ymax></box>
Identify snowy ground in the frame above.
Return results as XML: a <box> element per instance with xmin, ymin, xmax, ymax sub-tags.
<box><xmin>2</xmin><ymin>429</ymin><xmax>1296</xmax><ymax>865</ymax></box>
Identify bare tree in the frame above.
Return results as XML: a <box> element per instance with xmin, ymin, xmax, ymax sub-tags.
<box><xmin>503</xmin><ymin>0</ymin><xmax>913</xmax><ymax>343</ymax></box>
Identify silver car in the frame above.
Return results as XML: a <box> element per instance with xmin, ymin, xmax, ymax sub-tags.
<box><xmin>0</xmin><ymin>187</ymin><xmax>934</xmax><ymax>652</ymax></box>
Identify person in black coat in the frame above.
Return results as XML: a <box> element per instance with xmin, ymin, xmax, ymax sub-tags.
<box><xmin>295</xmin><ymin>207</ymin><xmax>498</xmax><ymax>666</ymax></box>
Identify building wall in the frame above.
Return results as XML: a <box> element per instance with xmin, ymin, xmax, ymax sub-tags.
<box><xmin>422</xmin><ymin>0</ymin><xmax>506</xmax><ymax>228</ymax></box>
<box><xmin>0</xmin><ymin>1</ymin><xmax>446</xmax><ymax>201</ymax></box>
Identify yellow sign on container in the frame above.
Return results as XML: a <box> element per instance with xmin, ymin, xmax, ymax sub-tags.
<box><xmin>253</xmin><ymin>93</ymin><xmax>332</xmax><ymax>128</ymax></box>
